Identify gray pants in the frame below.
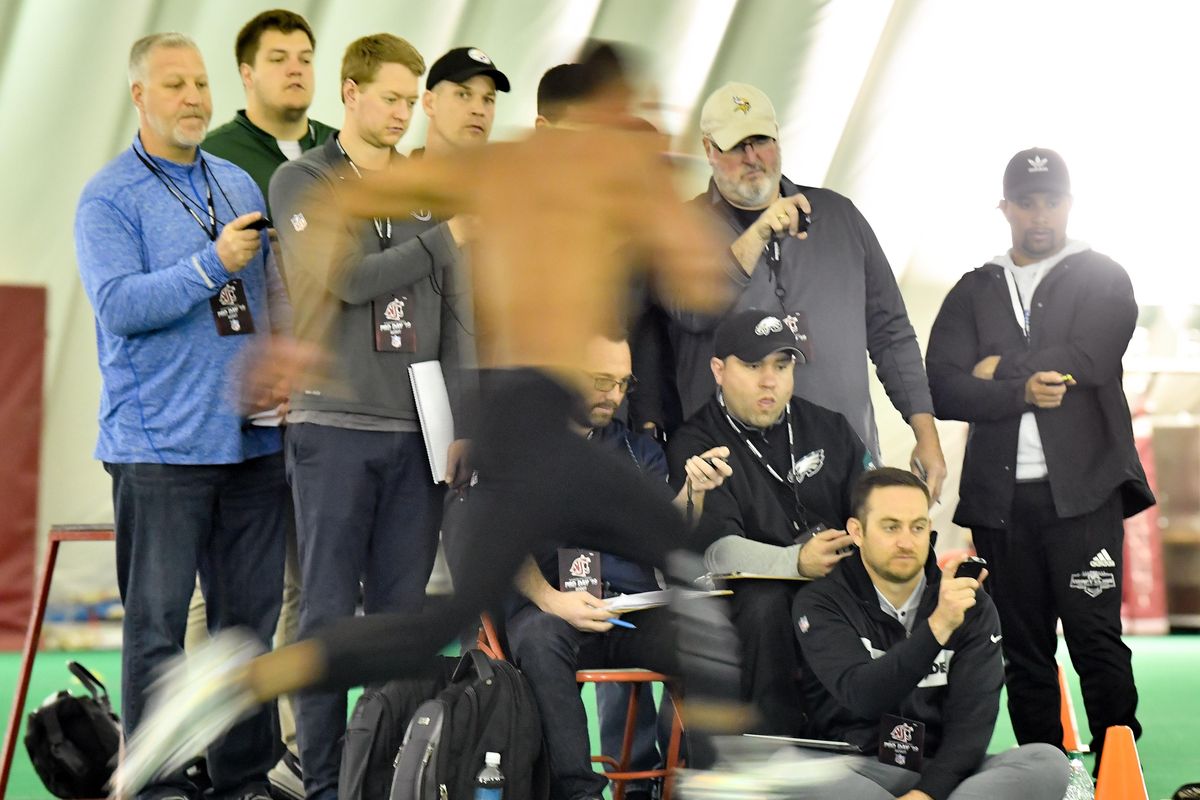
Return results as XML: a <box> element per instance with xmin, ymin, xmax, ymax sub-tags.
<box><xmin>792</xmin><ymin>743</ymin><xmax>1068</xmax><ymax>800</ymax></box>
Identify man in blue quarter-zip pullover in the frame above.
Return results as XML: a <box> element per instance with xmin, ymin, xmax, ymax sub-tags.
<box><xmin>75</xmin><ymin>33</ymin><xmax>289</xmax><ymax>800</ymax></box>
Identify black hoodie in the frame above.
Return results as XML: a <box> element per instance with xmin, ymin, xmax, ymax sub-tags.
<box><xmin>793</xmin><ymin>546</ymin><xmax>1003</xmax><ymax>800</ymax></box>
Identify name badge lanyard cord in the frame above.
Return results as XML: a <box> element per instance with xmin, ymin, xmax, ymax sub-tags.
<box><xmin>765</xmin><ymin>233</ymin><xmax>788</xmax><ymax>314</ymax></box>
<box><xmin>717</xmin><ymin>391</ymin><xmax>817</xmax><ymax>533</ymax></box>
<box><xmin>1002</xmin><ymin>263</ymin><xmax>1048</xmax><ymax>344</ymax></box>
<box><xmin>133</xmin><ymin>143</ymin><xmax>219</xmax><ymax>242</ymax></box>
<box><xmin>335</xmin><ymin>136</ymin><xmax>392</xmax><ymax>247</ymax></box>
<box><xmin>133</xmin><ymin>138</ymin><xmax>253</xmax><ymax>240</ymax></box>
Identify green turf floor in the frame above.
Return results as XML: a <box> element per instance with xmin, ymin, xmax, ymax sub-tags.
<box><xmin>2</xmin><ymin>636</ymin><xmax>1198</xmax><ymax>798</ymax></box>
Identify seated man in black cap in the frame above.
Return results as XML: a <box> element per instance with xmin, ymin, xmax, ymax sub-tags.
<box><xmin>667</xmin><ymin>309</ymin><xmax>874</xmax><ymax>735</ymax></box>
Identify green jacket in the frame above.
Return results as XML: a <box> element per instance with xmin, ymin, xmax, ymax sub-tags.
<box><xmin>203</xmin><ymin>110</ymin><xmax>337</xmax><ymax>217</ymax></box>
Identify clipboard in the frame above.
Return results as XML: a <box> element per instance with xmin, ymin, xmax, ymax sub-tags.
<box><xmin>742</xmin><ymin>734</ymin><xmax>861</xmax><ymax>753</ymax></box>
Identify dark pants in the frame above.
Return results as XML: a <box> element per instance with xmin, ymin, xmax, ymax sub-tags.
<box><xmin>108</xmin><ymin>455</ymin><xmax>288</xmax><ymax>800</ymax></box>
<box><xmin>973</xmin><ymin>481</ymin><xmax>1140</xmax><ymax>761</ymax></box>
<box><xmin>286</xmin><ymin>424</ymin><xmax>442</xmax><ymax>800</ymax></box>
<box><xmin>508</xmin><ymin>605</ymin><xmax>678</xmax><ymax>800</ymax></box>
<box><xmin>727</xmin><ymin>581</ymin><xmax>807</xmax><ymax>735</ymax></box>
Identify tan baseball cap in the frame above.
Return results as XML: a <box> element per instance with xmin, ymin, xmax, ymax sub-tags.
<box><xmin>700</xmin><ymin>82</ymin><xmax>779</xmax><ymax>151</ymax></box>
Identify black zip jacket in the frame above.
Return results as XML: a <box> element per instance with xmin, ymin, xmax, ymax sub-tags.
<box><xmin>794</xmin><ymin>550</ymin><xmax>1003</xmax><ymax>800</ymax></box>
<box><xmin>925</xmin><ymin>249</ymin><xmax>1153</xmax><ymax>528</ymax></box>
<box><xmin>667</xmin><ymin>395</ymin><xmax>870</xmax><ymax>550</ymax></box>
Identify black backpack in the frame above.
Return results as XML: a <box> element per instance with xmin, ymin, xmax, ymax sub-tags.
<box><xmin>24</xmin><ymin>661</ymin><xmax>121</xmax><ymax>798</ymax></box>
<box><xmin>390</xmin><ymin>650</ymin><xmax>548</xmax><ymax>800</ymax></box>
<box><xmin>340</xmin><ymin>655</ymin><xmax>460</xmax><ymax>800</ymax></box>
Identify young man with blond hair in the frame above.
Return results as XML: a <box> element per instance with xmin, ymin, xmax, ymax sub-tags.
<box><xmin>268</xmin><ymin>34</ymin><xmax>476</xmax><ymax>800</ymax></box>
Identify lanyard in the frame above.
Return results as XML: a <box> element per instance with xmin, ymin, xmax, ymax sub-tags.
<box><xmin>335</xmin><ymin>136</ymin><xmax>392</xmax><ymax>247</ymax></box>
<box><xmin>133</xmin><ymin>143</ymin><xmax>218</xmax><ymax>241</ymax></box>
<box><xmin>1002</xmin><ymin>261</ymin><xmax>1048</xmax><ymax>342</ymax></box>
<box><xmin>719</xmin><ymin>391</ymin><xmax>796</xmax><ymax>486</ymax></box>
<box><xmin>718</xmin><ymin>392</ymin><xmax>819</xmax><ymax>533</ymax></box>
<box><xmin>764</xmin><ymin>233</ymin><xmax>787</xmax><ymax>312</ymax></box>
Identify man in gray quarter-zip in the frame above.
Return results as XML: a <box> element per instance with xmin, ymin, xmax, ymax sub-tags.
<box><xmin>268</xmin><ymin>36</ymin><xmax>490</xmax><ymax>800</ymax></box>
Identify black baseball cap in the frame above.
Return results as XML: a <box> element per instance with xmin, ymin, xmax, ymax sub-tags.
<box><xmin>1003</xmin><ymin>147</ymin><xmax>1070</xmax><ymax>200</ymax></box>
<box><xmin>427</xmin><ymin>47</ymin><xmax>510</xmax><ymax>92</ymax></box>
<box><xmin>714</xmin><ymin>309</ymin><xmax>811</xmax><ymax>364</ymax></box>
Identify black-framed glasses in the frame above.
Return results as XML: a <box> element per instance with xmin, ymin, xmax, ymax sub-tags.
<box><xmin>590</xmin><ymin>374</ymin><xmax>638</xmax><ymax>394</ymax></box>
<box><xmin>711</xmin><ymin>135</ymin><xmax>776</xmax><ymax>156</ymax></box>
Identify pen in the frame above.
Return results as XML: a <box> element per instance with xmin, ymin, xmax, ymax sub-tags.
<box><xmin>609</xmin><ymin>618</ymin><xmax>637</xmax><ymax>630</ymax></box>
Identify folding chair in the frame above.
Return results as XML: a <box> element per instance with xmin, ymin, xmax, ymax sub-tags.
<box><xmin>478</xmin><ymin>614</ymin><xmax>685</xmax><ymax>800</ymax></box>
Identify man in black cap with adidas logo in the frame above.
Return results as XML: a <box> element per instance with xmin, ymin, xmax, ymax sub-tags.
<box><xmin>925</xmin><ymin>147</ymin><xmax>1154</xmax><ymax>766</ymax></box>
<box><xmin>667</xmin><ymin>308</ymin><xmax>875</xmax><ymax>735</ymax></box>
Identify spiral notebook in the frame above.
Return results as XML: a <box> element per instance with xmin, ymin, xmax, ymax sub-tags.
<box><xmin>409</xmin><ymin>360</ymin><xmax>454</xmax><ymax>483</ymax></box>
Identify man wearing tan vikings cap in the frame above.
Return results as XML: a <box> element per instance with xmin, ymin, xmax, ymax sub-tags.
<box><xmin>668</xmin><ymin>81</ymin><xmax>947</xmax><ymax>500</ymax></box>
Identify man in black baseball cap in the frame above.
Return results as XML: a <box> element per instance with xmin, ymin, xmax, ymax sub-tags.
<box><xmin>666</xmin><ymin>307</ymin><xmax>874</xmax><ymax>735</ymax></box>
<box><xmin>1003</xmin><ymin>146</ymin><xmax>1070</xmax><ymax>201</ymax></box>
<box><xmin>926</xmin><ymin>146</ymin><xmax>1152</xmax><ymax>765</ymax></box>
<box><xmin>421</xmin><ymin>46</ymin><xmax>509</xmax><ymax>152</ymax></box>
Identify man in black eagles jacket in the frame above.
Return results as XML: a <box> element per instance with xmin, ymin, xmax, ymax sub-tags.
<box><xmin>792</xmin><ymin>468</ymin><xmax>1069</xmax><ymax>800</ymax></box>
<box><xmin>667</xmin><ymin>309</ymin><xmax>873</xmax><ymax>735</ymax></box>
<box><xmin>925</xmin><ymin>148</ymin><xmax>1153</xmax><ymax>764</ymax></box>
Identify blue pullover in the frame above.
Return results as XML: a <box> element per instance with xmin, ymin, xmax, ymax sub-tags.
<box><xmin>75</xmin><ymin>135</ymin><xmax>285</xmax><ymax>464</ymax></box>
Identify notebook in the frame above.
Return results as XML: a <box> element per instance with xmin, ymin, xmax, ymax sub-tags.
<box><xmin>409</xmin><ymin>360</ymin><xmax>455</xmax><ymax>483</ymax></box>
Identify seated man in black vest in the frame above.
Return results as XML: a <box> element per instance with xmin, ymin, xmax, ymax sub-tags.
<box><xmin>792</xmin><ymin>467</ymin><xmax>1069</xmax><ymax>800</ymax></box>
<box><xmin>507</xmin><ymin>333</ymin><xmax>730</xmax><ymax>800</ymax></box>
<box><xmin>667</xmin><ymin>309</ymin><xmax>873</xmax><ymax>735</ymax></box>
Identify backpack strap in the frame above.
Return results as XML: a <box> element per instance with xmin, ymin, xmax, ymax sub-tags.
<box><xmin>67</xmin><ymin>661</ymin><xmax>109</xmax><ymax>702</ymax></box>
<box><xmin>451</xmin><ymin>650</ymin><xmax>495</xmax><ymax>684</ymax></box>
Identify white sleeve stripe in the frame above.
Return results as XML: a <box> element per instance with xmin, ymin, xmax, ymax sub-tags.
<box><xmin>191</xmin><ymin>255</ymin><xmax>215</xmax><ymax>289</ymax></box>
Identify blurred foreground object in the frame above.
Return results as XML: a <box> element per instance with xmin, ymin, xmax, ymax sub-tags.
<box><xmin>112</xmin><ymin>631</ymin><xmax>265</xmax><ymax>797</ymax></box>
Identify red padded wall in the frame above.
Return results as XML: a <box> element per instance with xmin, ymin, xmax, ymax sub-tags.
<box><xmin>0</xmin><ymin>286</ymin><xmax>44</xmax><ymax>649</ymax></box>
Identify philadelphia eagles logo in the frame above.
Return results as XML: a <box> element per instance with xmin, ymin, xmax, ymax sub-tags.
<box><xmin>788</xmin><ymin>449</ymin><xmax>825</xmax><ymax>484</ymax></box>
<box><xmin>754</xmin><ymin>316</ymin><xmax>783</xmax><ymax>336</ymax></box>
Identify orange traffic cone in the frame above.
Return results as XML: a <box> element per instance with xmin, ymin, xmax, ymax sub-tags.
<box><xmin>1058</xmin><ymin>663</ymin><xmax>1089</xmax><ymax>753</ymax></box>
<box><xmin>1095</xmin><ymin>725</ymin><xmax>1148</xmax><ymax>800</ymax></box>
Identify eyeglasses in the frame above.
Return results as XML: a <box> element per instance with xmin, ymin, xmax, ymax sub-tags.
<box><xmin>711</xmin><ymin>135</ymin><xmax>776</xmax><ymax>157</ymax></box>
<box><xmin>590</xmin><ymin>374</ymin><xmax>638</xmax><ymax>394</ymax></box>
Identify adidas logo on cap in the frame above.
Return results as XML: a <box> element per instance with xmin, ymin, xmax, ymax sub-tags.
<box><xmin>1089</xmin><ymin>548</ymin><xmax>1116</xmax><ymax>569</ymax></box>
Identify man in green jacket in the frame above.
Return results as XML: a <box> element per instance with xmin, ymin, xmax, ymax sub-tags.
<box><xmin>198</xmin><ymin>10</ymin><xmax>333</xmax><ymax>798</ymax></box>
<box><xmin>204</xmin><ymin>9</ymin><xmax>336</xmax><ymax>216</ymax></box>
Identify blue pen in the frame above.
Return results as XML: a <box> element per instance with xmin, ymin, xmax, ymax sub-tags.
<box><xmin>609</xmin><ymin>618</ymin><xmax>637</xmax><ymax>630</ymax></box>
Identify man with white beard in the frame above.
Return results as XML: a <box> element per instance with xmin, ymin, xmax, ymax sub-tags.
<box><xmin>669</xmin><ymin>82</ymin><xmax>946</xmax><ymax>499</ymax></box>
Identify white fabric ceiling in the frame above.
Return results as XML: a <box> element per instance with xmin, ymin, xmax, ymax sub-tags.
<box><xmin>3</xmin><ymin>0</ymin><xmax>1198</xmax><ymax>597</ymax></box>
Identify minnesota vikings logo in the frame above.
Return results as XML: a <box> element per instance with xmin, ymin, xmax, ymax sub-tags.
<box><xmin>732</xmin><ymin>95</ymin><xmax>751</xmax><ymax>114</ymax></box>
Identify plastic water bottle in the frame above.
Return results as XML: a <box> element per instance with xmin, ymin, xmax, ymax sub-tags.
<box><xmin>1064</xmin><ymin>755</ymin><xmax>1095</xmax><ymax>800</ymax></box>
<box><xmin>473</xmin><ymin>751</ymin><xmax>504</xmax><ymax>800</ymax></box>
